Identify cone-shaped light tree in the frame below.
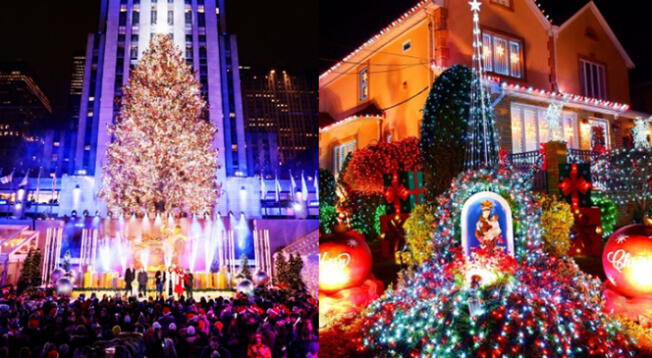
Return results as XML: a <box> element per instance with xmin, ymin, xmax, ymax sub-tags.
<box><xmin>100</xmin><ymin>34</ymin><xmax>220</xmax><ymax>216</ymax></box>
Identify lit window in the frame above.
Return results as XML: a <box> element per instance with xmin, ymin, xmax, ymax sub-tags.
<box><xmin>84</xmin><ymin>145</ymin><xmax>91</xmax><ymax>150</ymax></box>
<box><xmin>510</xmin><ymin>102</ymin><xmax>578</xmax><ymax>153</ymax></box>
<box><xmin>358</xmin><ymin>67</ymin><xmax>369</xmax><ymax>101</ymax></box>
<box><xmin>333</xmin><ymin>141</ymin><xmax>356</xmax><ymax>175</ymax></box>
<box><xmin>482</xmin><ymin>31</ymin><xmax>523</xmax><ymax>79</ymax></box>
<box><xmin>580</xmin><ymin>59</ymin><xmax>607</xmax><ymax>100</ymax></box>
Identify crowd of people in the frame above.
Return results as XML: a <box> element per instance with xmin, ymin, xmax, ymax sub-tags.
<box><xmin>0</xmin><ymin>284</ymin><xmax>318</xmax><ymax>358</ymax></box>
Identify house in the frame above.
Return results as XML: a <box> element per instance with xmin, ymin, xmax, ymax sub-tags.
<box><xmin>319</xmin><ymin>0</ymin><xmax>646</xmax><ymax>175</ymax></box>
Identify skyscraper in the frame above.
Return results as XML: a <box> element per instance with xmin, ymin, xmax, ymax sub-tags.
<box><xmin>73</xmin><ymin>0</ymin><xmax>247</xmax><ymax>214</ymax></box>
<box><xmin>240</xmin><ymin>68</ymin><xmax>318</xmax><ymax>176</ymax></box>
<box><xmin>0</xmin><ymin>62</ymin><xmax>52</xmax><ymax>175</ymax></box>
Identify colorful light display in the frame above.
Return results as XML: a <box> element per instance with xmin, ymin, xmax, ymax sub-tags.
<box><xmin>603</xmin><ymin>224</ymin><xmax>652</xmax><ymax>298</ymax></box>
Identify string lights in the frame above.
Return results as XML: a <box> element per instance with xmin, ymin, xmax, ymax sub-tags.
<box><xmin>99</xmin><ymin>34</ymin><xmax>219</xmax><ymax>216</ymax></box>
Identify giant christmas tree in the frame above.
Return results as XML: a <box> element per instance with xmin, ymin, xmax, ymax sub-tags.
<box><xmin>100</xmin><ymin>34</ymin><xmax>220</xmax><ymax>215</ymax></box>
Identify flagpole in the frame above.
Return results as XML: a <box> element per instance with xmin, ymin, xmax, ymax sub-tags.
<box><xmin>36</xmin><ymin>167</ymin><xmax>42</xmax><ymax>214</ymax></box>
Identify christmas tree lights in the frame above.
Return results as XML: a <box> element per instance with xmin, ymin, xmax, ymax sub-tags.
<box><xmin>419</xmin><ymin>65</ymin><xmax>473</xmax><ymax>198</ymax></box>
<box><xmin>465</xmin><ymin>0</ymin><xmax>500</xmax><ymax>170</ymax></box>
<box><xmin>99</xmin><ymin>34</ymin><xmax>219</xmax><ymax>216</ymax></box>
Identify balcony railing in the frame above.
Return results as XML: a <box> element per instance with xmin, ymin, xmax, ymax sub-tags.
<box><xmin>505</xmin><ymin>150</ymin><xmax>547</xmax><ymax>192</ymax></box>
<box><xmin>568</xmin><ymin>149</ymin><xmax>602</xmax><ymax>164</ymax></box>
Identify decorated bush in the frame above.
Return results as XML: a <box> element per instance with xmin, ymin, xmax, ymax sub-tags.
<box><xmin>538</xmin><ymin>194</ymin><xmax>574</xmax><ymax>257</ymax></box>
<box><xmin>420</xmin><ymin>65</ymin><xmax>473</xmax><ymax>198</ymax></box>
<box><xmin>592</xmin><ymin>194</ymin><xmax>618</xmax><ymax>239</ymax></box>
<box><xmin>402</xmin><ymin>203</ymin><xmax>436</xmax><ymax>265</ymax></box>
<box><xmin>342</xmin><ymin>137</ymin><xmax>421</xmax><ymax>193</ymax></box>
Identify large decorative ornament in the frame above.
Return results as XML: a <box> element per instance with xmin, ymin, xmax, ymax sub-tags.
<box><xmin>50</xmin><ymin>268</ymin><xmax>65</xmax><ymax>285</ymax></box>
<box><xmin>252</xmin><ymin>270</ymin><xmax>269</xmax><ymax>287</ymax></box>
<box><xmin>603</xmin><ymin>224</ymin><xmax>652</xmax><ymax>297</ymax></box>
<box><xmin>236</xmin><ymin>279</ymin><xmax>254</xmax><ymax>295</ymax></box>
<box><xmin>56</xmin><ymin>277</ymin><xmax>73</xmax><ymax>296</ymax></box>
<box><xmin>319</xmin><ymin>231</ymin><xmax>372</xmax><ymax>293</ymax></box>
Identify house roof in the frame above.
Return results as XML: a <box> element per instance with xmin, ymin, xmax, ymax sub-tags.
<box><xmin>557</xmin><ymin>1</ymin><xmax>634</xmax><ymax>68</ymax></box>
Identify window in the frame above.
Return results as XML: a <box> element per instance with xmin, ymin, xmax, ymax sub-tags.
<box><xmin>490</xmin><ymin>0</ymin><xmax>512</xmax><ymax>8</ymax></box>
<box><xmin>198</xmin><ymin>11</ymin><xmax>206</xmax><ymax>26</ymax></box>
<box><xmin>510</xmin><ymin>103</ymin><xmax>578</xmax><ymax>153</ymax></box>
<box><xmin>132</xmin><ymin>11</ymin><xmax>139</xmax><ymax>24</ymax></box>
<box><xmin>119</xmin><ymin>11</ymin><xmax>127</xmax><ymax>25</ymax></box>
<box><xmin>588</xmin><ymin>118</ymin><xmax>610</xmax><ymax>150</ymax></box>
<box><xmin>402</xmin><ymin>40</ymin><xmax>412</xmax><ymax>52</ymax></box>
<box><xmin>185</xmin><ymin>10</ymin><xmax>192</xmax><ymax>24</ymax></box>
<box><xmin>130</xmin><ymin>46</ymin><xmax>138</xmax><ymax>60</ymax></box>
<box><xmin>358</xmin><ymin>67</ymin><xmax>369</xmax><ymax>101</ymax></box>
<box><xmin>168</xmin><ymin>10</ymin><xmax>174</xmax><ymax>25</ymax></box>
<box><xmin>333</xmin><ymin>141</ymin><xmax>356</xmax><ymax>174</ymax></box>
<box><xmin>131</xmin><ymin>34</ymin><xmax>139</xmax><ymax>42</ymax></box>
<box><xmin>151</xmin><ymin>10</ymin><xmax>157</xmax><ymax>24</ymax></box>
<box><xmin>580</xmin><ymin>59</ymin><xmax>607</xmax><ymax>100</ymax></box>
<box><xmin>482</xmin><ymin>31</ymin><xmax>523</xmax><ymax>78</ymax></box>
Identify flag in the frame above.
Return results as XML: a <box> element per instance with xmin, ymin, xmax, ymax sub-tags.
<box><xmin>314</xmin><ymin>170</ymin><xmax>319</xmax><ymax>201</ymax></box>
<box><xmin>19</xmin><ymin>169</ymin><xmax>29</xmax><ymax>187</ymax></box>
<box><xmin>35</xmin><ymin>167</ymin><xmax>42</xmax><ymax>202</ymax></box>
<box><xmin>274</xmin><ymin>172</ymin><xmax>281</xmax><ymax>202</ymax></box>
<box><xmin>289</xmin><ymin>170</ymin><xmax>297</xmax><ymax>200</ymax></box>
<box><xmin>260</xmin><ymin>174</ymin><xmax>267</xmax><ymax>200</ymax></box>
<box><xmin>301</xmin><ymin>171</ymin><xmax>308</xmax><ymax>201</ymax></box>
<box><xmin>0</xmin><ymin>169</ymin><xmax>14</xmax><ymax>184</ymax></box>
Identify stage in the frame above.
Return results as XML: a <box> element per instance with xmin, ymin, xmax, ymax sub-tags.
<box><xmin>71</xmin><ymin>288</ymin><xmax>236</xmax><ymax>300</ymax></box>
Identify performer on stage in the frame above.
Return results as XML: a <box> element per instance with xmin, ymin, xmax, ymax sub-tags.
<box><xmin>184</xmin><ymin>269</ymin><xmax>194</xmax><ymax>299</ymax></box>
<box><xmin>174</xmin><ymin>267</ymin><xmax>185</xmax><ymax>298</ymax></box>
<box><xmin>124</xmin><ymin>267</ymin><xmax>134</xmax><ymax>297</ymax></box>
<box><xmin>138</xmin><ymin>269</ymin><xmax>148</xmax><ymax>296</ymax></box>
<box><xmin>166</xmin><ymin>266</ymin><xmax>175</xmax><ymax>297</ymax></box>
<box><xmin>155</xmin><ymin>270</ymin><xmax>164</xmax><ymax>297</ymax></box>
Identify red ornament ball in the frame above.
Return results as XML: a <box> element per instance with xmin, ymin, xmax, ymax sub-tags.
<box><xmin>603</xmin><ymin>224</ymin><xmax>652</xmax><ymax>297</ymax></box>
<box><xmin>319</xmin><ymin>230</ymin><xmax>372</xmax><ymax>293</ymax></box>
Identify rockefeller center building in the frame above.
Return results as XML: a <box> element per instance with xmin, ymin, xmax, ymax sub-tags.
<box><xmin>70</xmin><ymin>0</ymin><xmax>248</xmax><ymax>215</ymax></box>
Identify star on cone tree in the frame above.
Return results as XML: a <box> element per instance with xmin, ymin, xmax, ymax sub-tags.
<box><xmin>100</xmin><ymin>34</ymin><xmax>220</xmax><ymax>215</ymax></box>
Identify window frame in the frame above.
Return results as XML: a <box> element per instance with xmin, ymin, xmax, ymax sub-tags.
<box><xmin>481</xmin><ymin>28</ymin><xmax>525</xmax><ymax>80</ymax></box>
<box><xmin>579</xmin><ymin>58</ymin><xmax>608</xmax><ymax>100</ymax></box>
<box><xmin>358</xmin><ymin>66</ymin><xmax>369</xmax><ymax>102</ymax></box>
<box><xmin>333</xmin><ymin>140</ymin><xmax>357</xmax><ymax>175</ymax></box>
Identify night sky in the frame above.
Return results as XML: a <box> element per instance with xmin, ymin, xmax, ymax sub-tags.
<box><xmin>319</xmin><ymin>0</ymin><xmax>652</xmax><ymax>109</ymax></box>
<box><xmin>0</xmin><ymin>0</ymin><xmax>317</xmax><ymax>120</ymax></box>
